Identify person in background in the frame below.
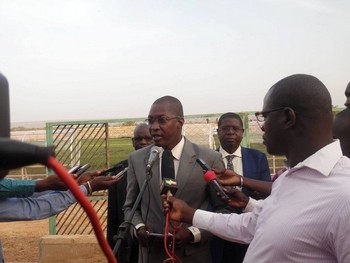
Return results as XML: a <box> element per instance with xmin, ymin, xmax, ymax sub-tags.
<box><xmin>216</xmin><ymin>112</ymin><xmax>271</xmax><ymax>198</ymax></box>
<box><xmin>212</xmin><ymin>112</ymin><xmax>271</xmax><ymax>263</ymax></box>
<box><xmin>163</xmin><ymin>74</ymin><xmax>350</xmax><ymax>262</ymax></box>
<box><xmin>107</xmin><ymin>123</ymin><xmax>153</xmax><ymax>263</ymax></box>
<box><xmin>124</xmin><ymin>96</ymin><xmax>224</xmax><ymax>263</ymax></box>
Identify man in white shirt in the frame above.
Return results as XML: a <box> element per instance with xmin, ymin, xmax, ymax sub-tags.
<box><xmin>164</xmin><ymin>74</ymin><xmax>350</xmax><ymax>262</ymax></box>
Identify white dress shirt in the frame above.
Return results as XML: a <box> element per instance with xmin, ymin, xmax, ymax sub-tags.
<box><xmin>218</xmin><ymin>146</ymin><xmax>243</xmax><ymax>175</ymax></box>
<box><xmin>193</xmin><ymin>140</ymin><xmax>350</xmax><ymax>262</ymax></box>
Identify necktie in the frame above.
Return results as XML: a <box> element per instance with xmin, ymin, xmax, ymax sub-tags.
<box><xmin>161</xmin><ymin>149</ymin><xmax>175</xmax><ymax>179</ymax></box>
<box><xmin>226</xmin><ymin>155</ymin><xmax>234</xmax><ymax>171</ymax></box>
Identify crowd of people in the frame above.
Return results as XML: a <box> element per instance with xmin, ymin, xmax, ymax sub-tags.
<box><xmin>1</xmin><ymin>74</ymin><xmax>350</xmax><ymax>263</ymax></box>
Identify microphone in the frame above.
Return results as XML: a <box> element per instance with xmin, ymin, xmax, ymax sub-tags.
<box><xmin>0</xmin><ymin>72</ymin><xmax>10</xmax><ymax>138</ymax></box>
<box><xmin>146</xmin><ymin>146</ymin><xmax>162</xmax><ymax>172</ymax></box>
<box><xmin>0</xmin><ymin>72</ymin><xmax>10</xmax><ymax>178</ymax></box>
<box><xmin>160</xmin><ymin>178</ymin><xmax>178</xmax><ymax>196</ymax></box>
<box><xmin>0</xmin><ymin>138</ymin><xmax>55</xmax><ymax>170</ymax></box>
<box><xmin>203</xmin><ymin>171</ymin><xmax>230</xmax><ymax>202</ymax></box>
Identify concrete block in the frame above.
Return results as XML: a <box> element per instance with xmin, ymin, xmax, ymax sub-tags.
<box><xmin>38</xmin><ymin>235</ymin><xmax>106</xmax><ymax>263</ymax></box>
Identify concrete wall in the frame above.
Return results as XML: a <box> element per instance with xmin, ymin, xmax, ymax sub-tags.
<box><xmin>38</xmin><ymin>235</ymin><xmax>106</xmax><ymax>263</ymax></box>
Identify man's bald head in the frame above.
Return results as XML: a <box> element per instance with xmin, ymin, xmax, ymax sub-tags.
<box><xmin>132</xmin><ymin>123</ymin><xmax>153</xmax><ymax>150</ymax></box>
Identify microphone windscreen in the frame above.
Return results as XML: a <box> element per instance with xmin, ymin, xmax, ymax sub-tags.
<box><xmin>0</xmin><ymin>138</ymin><xmax>55</xmax><ymax>170</ymax></box>
<box><xmin>0</xmin><ymin>72</ymin><xmax>10</xmax><ymax>138</ymax></box>
<box><xmin>160</xmin><ymin>178</ymin><xmax>178</xmax><ymax>195</ymax></box>
<box><xmin>203</xmin><ymin>170</ymin><xmax>217</xmax><ymax>183</ymax></box>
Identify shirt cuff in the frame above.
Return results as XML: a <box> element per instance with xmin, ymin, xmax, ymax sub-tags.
<box><xmin>187</xmin><ymin>226</ymin><xmax>201</xmax><ymax>243</ymax></box>
<box><xmin>243</xmin><ymin>197</ymin><xmax>258</xmax><ymax>213</ymax></box>
<box><xmin>193</xmin><ymin>210</ymin><xmax>213</xmax><ymax>232</ymax></box>
<box><xmin>80</xmin><ymin>185</ymin><xmax>88</xmax><ymax>195</ymax></box>
<box><xmin>135</xmin><ymin>223</ymin><xmax>145</xmax><ymax>230</ymax></box>
<box><xmin>133</xmin><ymin>223</ymin><xmax>146</xmax><ymax>238</ymax></box>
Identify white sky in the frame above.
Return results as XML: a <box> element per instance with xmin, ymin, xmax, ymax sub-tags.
<box><xmin>1</xmin><ymin>0</ymin><xmax>349</xmax><ymax>123</ymax></box>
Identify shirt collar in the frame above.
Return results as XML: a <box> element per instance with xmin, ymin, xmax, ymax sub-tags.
<box><xmin>219</xmin><ymin>145</ymin><xmax>242</xmax><ymax>158</ymax></box>
<box><xmin>291</xmin><ymin>140</ymin><xmax>342</xmax><ymax>177</ymax></box>
<box><xmin>170</xmin><ymin>136</ymin><xmax>185</xmax><ymax>160</ymax></box>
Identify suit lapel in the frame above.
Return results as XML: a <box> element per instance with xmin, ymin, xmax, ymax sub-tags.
<box><xmin>150</xmin><ymin>160</ymin><xmax>164</xmax><ymax>210</ymax></box>
<box><xmin>241</xmin><ymin>147</ymin><xmax>248</xmax><ymax>176</ymax></box>
<box><xmin>175</xmin><ymin>139</ymin><xmax>197</xmax><ymax>197</ymax></box>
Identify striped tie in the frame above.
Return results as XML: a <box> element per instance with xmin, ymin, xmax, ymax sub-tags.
<box><xmin>226</xmin><ymin>155</ymin><xmax>234</xmax><ymax>171</ymax></box>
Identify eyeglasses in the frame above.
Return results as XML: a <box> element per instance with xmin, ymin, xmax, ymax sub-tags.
<box><xmin>254</xmin><ymin>107</ymin><xmax>286</xmax><ymax>128</ymax></box>
<box><xmin>218</xmin><ymin>125</ymin><xmax>244</xmax><ymax>133</ymax></box>
<box><xmin>133</xmin><ymin>136</ymin><xmax>153</xmax><ymax>142</ymax></box>
<box><xmin>145</xmin><ymin>116</ymin><xmax>181</xmax><ymax>125</ymax></box>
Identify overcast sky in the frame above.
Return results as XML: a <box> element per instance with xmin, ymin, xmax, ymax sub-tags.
<box><xmin>1</xmin><ymin>0</ymin><xmax>349</xmax><ymax>123</ymax></box>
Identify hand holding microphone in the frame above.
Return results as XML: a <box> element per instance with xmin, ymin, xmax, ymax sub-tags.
<box><xmin>202</xmin><ymin>166</ymin><xmax>249</xmax><ymax>208</ymax></box>
<box><xmin>196</xmin><ymin>158</ymin><xmax>230</xmax><ymax>201</ymax></box>
<box><xmin>203</xmin><ymin>171</ymin><xmax>230</xmax><ymax>201</ymax></box>
<box><xmin>162</xmin><ymin>195</ymin><xmax>195</xmax><ymax>224</ymax></box>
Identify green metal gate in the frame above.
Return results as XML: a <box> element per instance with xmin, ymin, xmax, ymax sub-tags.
<box><xmin>46</xmin><ymin>120</ymin><xmax>111</xmax><ymax>235</ymax></box>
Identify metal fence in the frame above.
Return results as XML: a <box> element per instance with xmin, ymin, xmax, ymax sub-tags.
<box><xmin>46</xmin><ymin>120</ymin><xmax>111</xmax><ymax>235</ymax></box>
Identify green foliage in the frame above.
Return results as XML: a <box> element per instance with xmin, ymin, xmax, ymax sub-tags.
<box><xmin>108</xmin><ymin>137</ymin><xmax>134</xmax><ymax>164</ymax></box>
<box><xmin>78</xmin><ymin>137</ymin><xmax>134</xmax><ymax>168</ymax></box>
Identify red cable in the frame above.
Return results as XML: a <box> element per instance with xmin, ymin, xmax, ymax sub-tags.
<box><xmin>163</xmin><ymin>211</ymin><xmax>182</xmax><ymax>263</ymax></box>
<box><xmin>48</xmin><ymin>156</ymin><xmax>117</xmax><ymax>263</ymax></box>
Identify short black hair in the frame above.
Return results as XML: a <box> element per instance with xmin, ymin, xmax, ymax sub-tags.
<box><xmin>218</xmin><ymin>112</ymin><xmax>243</xmax><ymax>128</ymax></box>
<box><xmin>153</xmin><ymin>96</ymin><xmax>184</xmax><ymax>117</ymax></box>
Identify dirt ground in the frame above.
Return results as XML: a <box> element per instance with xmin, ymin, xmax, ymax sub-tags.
<box><xmin>0</xmin><ymin>219</ymin><xmax>49</xmax><ymax>263</ymax></box>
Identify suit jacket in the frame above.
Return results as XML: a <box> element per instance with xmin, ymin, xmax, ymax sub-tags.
<box><xmin>123</xmin><ymin>138</ymin><xmax>224</xmax><ymax>263</ymax></box>
<box><xmin>240</xmin><ymin>147</ymin><xmax>271</xmax><ymax>197</ymax></box>
<box><xmin>211</xmin><ymin>146</ymin><xmax>271</xmax><ymax>263</ymax></box>
<box><xmin>107</xmin><ymin>160</ymin><xmax>139</xmax><ymax>263</ymax></box>
<box><xmin>107</xmin><ymin>159</ymin><xmax>129</xmax><ymax>249</ymax></box>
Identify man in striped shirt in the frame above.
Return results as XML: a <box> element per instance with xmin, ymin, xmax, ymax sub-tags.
<box><xmin>164</xmin><ymin>74</ymin><xmax>350</xmax><ymax>262</ymax></box>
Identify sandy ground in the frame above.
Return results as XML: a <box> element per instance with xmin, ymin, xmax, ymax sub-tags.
<box><xmin>0</xmin><ymin>219</ymin><xmax>49</xmax><ymax>263</ymax></box>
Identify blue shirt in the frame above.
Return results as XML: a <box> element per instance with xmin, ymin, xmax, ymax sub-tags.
<box><xmin>0</xmin><ymin>185</ymin><xmax>87</xmax><ymax>221</ymax></box>
<box><xmin>0</xmin><ymin>185</ymin><xmax>88</xmax><ymax>261</ymax></box>
<box><xmin>0</xmin><ymin>179</ymin><xmax>35</xmax><ymax>199</ymax></box>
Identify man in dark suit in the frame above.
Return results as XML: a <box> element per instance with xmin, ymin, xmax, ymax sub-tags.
<box><xmin>212</xmin><ymin>112</ymin><xmax>271</xmax><ymax>263</ymax></box>
<box><xmin>123</xmin><ymin>96</ymin><xmax>224</xmax><ymax>263</ymax></box>
<box><xmin>107</xmin><ymin>123</ymin><xmax>153</xmax><ymax>262</ymax></box>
